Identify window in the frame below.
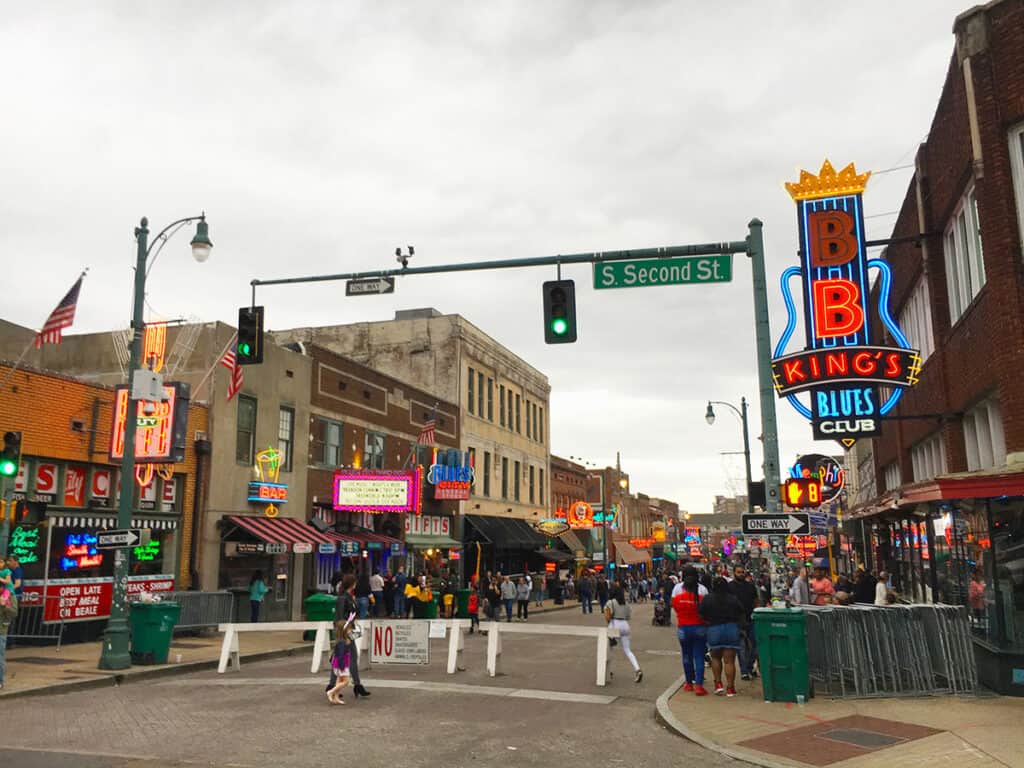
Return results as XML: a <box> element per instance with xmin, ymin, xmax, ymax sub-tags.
<box><xmin>499</xmin><ymin>386</ymin><xmax>506</xmax><ymax>427</ymax></box>
<box><xmin>365</xmin><ymin>431</ymin><xmax>385</xmax><ymax>469</ymax></box>
<box><xmin>507</xmin><ymin>391</ymin><xmax>513</xmax><ymax>430</ymax></box>
<box><xmin>477</xmin><ymin>372</ymin><xmax>484</xmax><ymax>417</ymax></box>
<box><xmin>1008</xmin><ymin>123</ymin><xmax>1024</xmax><ymax>253</ymax></box>
<box><xmin>899</xmin><ymin>278</ymin><xmax>935</xmax><ymax>363</ymax></box>
<box><xmin>911</xmin><ymin>433</ymin><xmax>946</xmax><ymax>482</ymax></box>
<box><xmin>483</xmin><ymin>451</ymin><xmax>491</xmax><ymax>497</ymax></box>
<box><xmin>532</xmin><ymin>403</ymin><xmax>538</xmax><ymax>441</ymax></box>
<box><xmin>468</xmin><ymin>447</ymin><xmax>476</xmax><ymax>492</ymax></box>
<box><xmin>539</xmin><ymin>406</ymin><xmax>544</xmax><ymax>444</ymax></box>
<box><xmin>322</xmin><ymin>418</ymin><xmax>342</xmax><ymax>467</ymax></box>
<box><xmin>236</xmin><ymin>395</ymin><xmax>257</xmax><ymax>464</ymax></box>
<box><xmin>501</xmin><ymin>457</ymin><xmax>509</xmax><ymax>499</ymax></box>
<box><xmin>515</xmin><ymin>395</ymin><xmax>521</xmax><ymax>433</ymax></box>
<box><xmin>963</xmin><ymin>398</ymin><xmax>1007</xmax><ymax>471</ymax></box>
<box><xmin>467</xmin><ymin>368</ymin><xmax>475</xmax><ymax>414</ymax></box>
<box><xmin>529</xmin><ymin>465</ymin><xmax>535</xmax><ymax>504</ymax></box>
<box><xmin>525</xmin><ymin>399</ymin><xmax>531</xmax><ymax>438</ymax></box>
<box><xmin>944</xmin><ymin>186</ymin><xmax>986</xmax><ymax>324</ymax></box>
<box><xmin>882</xmin><ymin>462</ymin><xmax>901</xmax><ymax>492</ymax></box>
<box><xmin>487</xmin><ymin>378</ymin><xmax>494</xmax><ymax>421</ymax></box>
<box><xmin>539</xmin><ymin>469</ymin><xmax>545</xmax><ymax>508</ymax></box>
<box><xmin>514</xmin><ymin>461</ymin><xmax>521</xmax><ymax>502</ymax></box>
<box><xmin>278</xmin><ymin>407</ymin><xmax>294</xmax><ymax>472</ymax></box>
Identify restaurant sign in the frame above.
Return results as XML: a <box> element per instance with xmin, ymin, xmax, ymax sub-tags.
<box><xmin>21</xmin><ymin>575</ymin><xmax>175</xmax><ymax>624</ymax></box>
<box><xmin>333</xmin><ymin>468</ymin><xmax>423</xmax><ymax>513</ymax></box>
<box><xmin>533</xmin><ymin>518</ymin><xmax>571</xmax><ymax>537</ymax></box>
<box><xmin>567</xmin><ymin>501</ymin><xmax>594</xmax><ymax>530</ymax></box>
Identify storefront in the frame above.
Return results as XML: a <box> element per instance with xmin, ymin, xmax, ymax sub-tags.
<box><xmin>403</xmin><ymin>513</ymin><xmax>460</xmax><ymax>577</ymax></box>
<box><xmin>612</xmin><ymin>535</ymin><xmax>651</xmax><ymax>574</ymax></box>
<box><xmin>463</xmin><ymin>514</ymin><xmax>549</xmax><ymax>575</ymax></box>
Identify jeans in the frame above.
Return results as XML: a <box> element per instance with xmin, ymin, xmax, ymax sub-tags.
<box><xmin>372</xmin><ymin>591</ymin><xmax>384</xmax><ymax>616</ymax></box>
<box><xmin>394</xmin><ymin>593</ymin><xmax>406</xmax><ymax>618</ymax></box>
<box><xmin>677</xmin><ymin>624</ymin><xmax>707</xmax><ymax>685</ymax></box>
<box><xmin>517</xmin><ymin>599</ymin><xmax>529</xmax><ymax>619</ymax></box>
<box><xmin>0</xmin><ymin>634</ymin><xmax>6</xmax><ymax>685</ymax></box>
<box><xmin>580</xmin><ymin>594</ymin><xmax>593</xmax><ymax>614</ymax></box>
<box><xmin>356</xmin><ymin>596</ymin><xmax>370</xmax><ymax>620</ymax></box>
<box><xmin>249</xmin><ymin>600</ymin><xmax>261</xmax><ymax>623</ymax></box>
<box><xmin>504</xmin><ymin>598</ymin><xmax>514</xmax><ymax>621</ymax></box>
<box><xmin>348</xmin><ymin>638</ymin><xmax>362</xmax><ymax>688</ymax></box>
<box><xmin>739</xmin><ymin>623</ymin><xmax>758</xmax><ymax>675</ymax></box>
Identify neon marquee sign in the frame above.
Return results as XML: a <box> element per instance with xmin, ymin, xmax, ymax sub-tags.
<box><xmin>333</xmin><ymin>467</ymin><xmax>423</xmax><ymax>514</ymax></box>
<box><xmin>773</xmin><ymin>160</ymin><xmax>921</xmax><ymax>445</ymax></box>
<box><xmin>62</xmin><ymin>533</ymin><xmax>104</xmax><ymax>570</ymax></box>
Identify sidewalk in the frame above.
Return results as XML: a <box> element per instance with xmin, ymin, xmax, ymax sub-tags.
<box><xmin>0</xmin><ymin>597</ymin><xmax>577</xmax><ymax>699</ymax></box>
<box><xmin>658</xmin><ymin>674</ymin><xmax>1024</xmax><ymax>768</ymax></box>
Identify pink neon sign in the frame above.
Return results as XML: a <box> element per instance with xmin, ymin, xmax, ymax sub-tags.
<box><xmin>332</xmin><ymin>467</ymin><xmax>422</xmax><ymax>514</ymax></box>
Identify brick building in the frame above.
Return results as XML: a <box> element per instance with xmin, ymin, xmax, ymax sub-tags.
<box><xmin>849</xmin><ymin>0</ymin><xmax>1024</xmax><ymax>694</ymax></box>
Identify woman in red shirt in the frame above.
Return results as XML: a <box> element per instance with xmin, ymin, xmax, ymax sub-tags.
<box><xmin>672</xmin><ymin>567</ymin><xmax>709</xmax><ymax>695</ymax></box>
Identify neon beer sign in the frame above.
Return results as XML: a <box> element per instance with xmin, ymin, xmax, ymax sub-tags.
<box><xmin>772</xmin><ymin>160</ymin><xmax>921</xmax><ymax>444</ymax></box>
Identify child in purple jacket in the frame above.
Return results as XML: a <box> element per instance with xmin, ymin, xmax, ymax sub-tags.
<box><xmin>325</xmin><ymin>616</ymin><xmax>355</xmax><ymax>705</ymax></box>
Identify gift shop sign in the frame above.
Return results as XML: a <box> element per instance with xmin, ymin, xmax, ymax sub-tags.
<box><xmin>21</xmin><ymin>575</ymin><xmax>175</xmax><ymax>624</ymax></box>
<box><xmin>404</xmin><ymin>514</ymin><xmax>451</xmax><ymax>537</ymax></box>
<box><xmin>772</xmin><ymin>160</ymin><xmax>921</xmax><ymax>446</ymax></box>
<box><xmin>333</xmin><ymin>468</ymin><xmax>422</xmax><ymax>513</ymax></box>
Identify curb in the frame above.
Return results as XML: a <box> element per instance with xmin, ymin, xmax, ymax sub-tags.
<box><xmin>654</xmin><ymin>674</ymin><xmax>795</xmax><ymax>768</ymax></box>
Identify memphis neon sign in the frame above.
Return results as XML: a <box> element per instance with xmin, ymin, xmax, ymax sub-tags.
<box><xmin>772</xmin><ymin>160</ymin><xmax>921</xmax><ymax>444</ymax></box>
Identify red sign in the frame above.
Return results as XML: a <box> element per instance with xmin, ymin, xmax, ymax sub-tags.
<box><xmin>771</xmin><ymin>346</ymin><xmax>920</xmax><ymax>395</ymax></box>
<box><xmin>110</xmin><ymin>384</ymin><xmax>186</xmax><ymax>463</ymax></box>
<box><xmin>35</xmin><ymin>462</ymin><xmax>58</xmax><ymax>502</ymax></box>
<box><xmin>161</xmin><ymin>477</ymin><xmax>177</xmax><ymax>511</ymax></box>
<box><xmin>629</xmin><ymin>538</ymin><xmax>655</xmax><ymax>549</ymax></box>
<box><xmin>90</xmin><ymin>468</ymin><xmax>112</xmax><ymax>507</ymax></box>
<box><xmin>63</xmin><ymin>465</ymin><xmax>87</xmax><ymax>507</ymax></box>
<box><xmin>21</xmin><ymin>575</ymin><xmax>176</xmax><ymax>624</ymax></box>
<box><xmin>568</xmin><ymin>501</ymin><xmax>594</xmax><ymax>530</ymax></box>
<box><xmin>544</xmin><ymin>562</ymin><xmax>556</xmax><ymax>573</ymax></box>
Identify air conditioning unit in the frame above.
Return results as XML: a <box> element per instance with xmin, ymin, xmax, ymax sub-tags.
<box><xmin>194</xmin><ymin>430</ymin><xmax>208</xmax><ymax>442</ymax></box>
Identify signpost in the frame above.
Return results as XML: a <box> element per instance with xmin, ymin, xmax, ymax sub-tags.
<box><xmin>96</xmin><ymin>529</ymin><xmax>145</xmax><ymax>549</ymax></box>
<box><xmin>593</xmin><ymin>255</ymin><xmax>732</xmax><ymax>290</ymax></box>
<box><xmin>741</xmin><ymin>513</ymin><xmax>810</xmax><ymax>536</ymax></box>
<box><xmin>346</xmin><ymin>277</ymin><xmax>395</xmax><ymax>296</ymax></box>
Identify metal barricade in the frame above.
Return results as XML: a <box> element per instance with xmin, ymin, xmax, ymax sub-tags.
<box><xmin>7</xmin><ymin>595</ymin><xmax>64</xmax><ymax>648</ymax></box>
<box><xmin>803</xmin><ymin>603</ymin><xmax>977</xmax><ymax>698</ymax></box>
<box><xmin>165</xmin><ymin>591</ymin><xmax>235</xmax><ymax>632</ymax></box>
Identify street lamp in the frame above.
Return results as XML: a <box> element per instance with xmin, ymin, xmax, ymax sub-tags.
<box><xmin>705</xmin><ymin>398</ymin><xmax>753</xmax><ymax>517</ymax></box>
<box><xmin>99</xmin><ymin>214</ymin><xmax>211</xmax><ymax>671</ymax></box>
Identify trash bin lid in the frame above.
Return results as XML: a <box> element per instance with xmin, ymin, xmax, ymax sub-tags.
<box><xmin>304</xmin><ymin>593</ymin><xmax>337</xmax><ymax>605</ymax></box>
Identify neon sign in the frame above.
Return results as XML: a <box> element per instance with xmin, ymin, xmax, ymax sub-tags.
<box><xmin>788</xmin><ymin>453</ymin><xmax>845</xmax><ymax>505</ymax></box>
<box><xmin>427</xmin><ymin>448</ymin><xmax>474</xmax><ymax>501</ymax></box>
<box><xmin>253</xmin><ymin>447</ymin><xmax>285</xmax><ymax>517</ymax></box>
<box><xmin>110</xmin><ymin>382</ymin><xmax>190</xmax><ymax>463</ymax></box>
<box><xmin>333</xmin><ymin>467</ymin><xmax>423</xmax><ymax>513</ymax></box>
<box><xmin>10</xmin><ymin>526</ymin><xmax>41</xmax><ymax>564</ymax></box>
<box><xmin>629</xmin><ymin>538</ymin><xmax>654</xmax><ymax>548</ymax></box>
<box><xmin>132</xmin><ymin>539</ymin><xmax>161</xmax><ymax>562</ymax></box>
<box><xmin>773</xmin><ymin>160</ymin><xmax>921</xmax><ymax>446</ymax></box>
<box><xmin>533</xmin><ymin>519</ymin><xmax>571</xmax><ymax>537</ymax></box>
<box><xmin>783</xmin><ymin>478</ymin><xmax>822</xmax><ymax>509</ymax></box>
<box><xmin>567</xmin><ymin>501</ymin><xmax>594</xmax><ymax>530</ymax></box>
<box><xmin>61</xmin><ymin>533</ymin><xmax>104</xmax><ymax>570</ymax></box>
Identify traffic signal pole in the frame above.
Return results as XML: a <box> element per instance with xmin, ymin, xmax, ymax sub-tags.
<box><xmin>251</xmin><ymin>219</ymin><xmax>786</xmax><ymax>597</ymax></box>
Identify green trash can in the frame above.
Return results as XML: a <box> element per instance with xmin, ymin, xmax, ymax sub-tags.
<box><xmin>456</xmin><ymin>588</ymin><xmax>471</xmax><ymax>618</ymax></box>
<box><xmin>303</xmin><ymin>592</ymin><xmax>337</xmax><ymax>640</ymax></box>
<box><xmin>753</xmin><ymin>607</ymin><xmax>810</xmax><ymax>703</ymax></box>
<box><xmin>129</xmin><ymin>601</ymin><xmax>181</xmax><ymax>665</ymax></box>
<box><xmin>425</xmin><ymin>592</ymin><xmax>439</xmax><ymax>619</ymax></box>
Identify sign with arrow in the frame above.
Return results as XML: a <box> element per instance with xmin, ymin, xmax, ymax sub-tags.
<box><xmin>741</xmin><ymin>513</ymin><xmax>810</xmax><ymax>536</ymax></box>
<box><xmin>96</xmin><ymin>529</ymin><xmax>146</xmax><ymax>549</ymax></box>
<box><xmin>346</xmin><ymin>277</ymin><xmax>395</xmax><ymax>296</ymax></box>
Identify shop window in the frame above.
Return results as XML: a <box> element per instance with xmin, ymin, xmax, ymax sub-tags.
<box><xmin>468</xmin><ymin>367</ymin><xmax>475</xmax><ymax>414</ymax></box>
<box><xmin>365</xmin><ymin>431</ymin><xmax>385</xmax><ymax>469</ymax></box>
<box><xmin>1009</xmin><ymin>122</ymin><xmax>1024</xmax><ymax>253</ymax></box>
<box><xmin>911</xmin><ymin>433</ymin><xmax>946</xmax><ymax>482</ymax></box>
<box><xmin>236</xmin><ymin>395</ymin><xmax>257</xmax><ymax>465</ymax></box>
<box><xmin>501</xmin><ymin>457</ymin><xmax>508</xmax><ymax>499</ymax></box>
<box><xmin>514</xmin><ymin>460</ymin><xmax>521</xmax><ymax>502</ymax></box>
<box><xmin>529</xmin><ymin>465</ymin><xmax>535</xmax><ymax>504</ymax></box>
<box><xmin>943</xmin><ymin>185</ymin><xmax>986</xmax><ymax>325</ymax></box>
<box><xmin>991</xmin><ymin>499</ymin><xmax>1024</xmax><ymax>649</ymax></box>
<box><xmin>963</xmin><ymin>398</ymin><xmax>1007</xmax><ymax>471</ymax></box>
<box><xmin>882</xmin><ymin>462</ymin><xmax>901</xmax><ymax>492</ymax></box>
<box><xmin>278</xmin><ymin>406</ymin><xmax>294</xmax><ymax>472</ymax></box>
<box><xmin>483</xmin><ymin>452</ymin><xmax>491</xmax><ymax>497</ymax></box>
<box><xmin>898</xmin><ymin>278</ymin><xmax>935</xmax><ymax>363</ymax></box>
<box><xmin>499</xmin><ymin>386</ymin><xmax>506</xmax><ymax>427</ymax></box>
<box><xmin>477</xmin><ymin>371</ymin><xmax>484</xmax><ymax>418</ymax></box>
<box><xmin>487</xmin><ymin>378</ymin><xmax>494</xmax><ymax>421</ymax></box>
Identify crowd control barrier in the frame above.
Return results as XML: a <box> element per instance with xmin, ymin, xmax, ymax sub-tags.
<box><xmin>166</xmin><ymin>591</ymin><xmax>235</xmax><ymax>632</ymax></box>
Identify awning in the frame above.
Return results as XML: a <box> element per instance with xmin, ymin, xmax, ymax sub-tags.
<box><xmin>405</xmin><ymin>533</ymin><xmax>462</xmax><ymax>549</ymax></box>
<box><xmin>614</xmin><ymin>538</ymin><xmax>650</xmax><ymax>565</ymax></box>
<box><xmin>556</xmin><ymin>530</ymin><xmax>587</xmax><ymax>556</ymax></box>
<box><xmin>465</xmin><ymin>515</ymin><xmax>547</xmax><ymax>549</ymax></box>
<box><xmin>224</xmin><ymin>515</ymin><xmax>336</xmax><ymax>545</ymax></box>
<box><xmin>49</xmin><ymin>514</ymin><xmax>179</xmax><ymax>530</ymax></box>
<box><xmin>536</xmin><ymin>548</ymin><xmax>573</xmax><ymax>562</ymax></box>
<box><xmin>341</xmin><ymin>529</ymin><xmax>403</xmax><ymax>547</ymax></box>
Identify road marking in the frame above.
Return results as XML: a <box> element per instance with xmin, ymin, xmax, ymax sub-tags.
<box><xmin>159</xmin><ymin>677</ymin><xmax>616</xmax><ymax>704</ymax></box>
<box><xmin>645</xmin><ymin>650</ymin><xmax>679</xmax><ymax>656</ymax></box>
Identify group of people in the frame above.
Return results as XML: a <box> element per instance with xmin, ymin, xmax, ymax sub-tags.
<box><xmin>786</xmin><ymin>566</ymin><xmax>895</xmax><ymax>606</ymax></box>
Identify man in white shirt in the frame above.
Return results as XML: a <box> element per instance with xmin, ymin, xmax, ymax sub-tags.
<box><xmin>369</xmin><ymin>571</ymin><xmax>385</xmax><ymax>617</ymax></box>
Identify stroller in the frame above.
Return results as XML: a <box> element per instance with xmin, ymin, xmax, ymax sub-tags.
<box><xmin>652</xmin><ymin>597</ymin><xmax>670</xmax><ymax>626</ymax></box>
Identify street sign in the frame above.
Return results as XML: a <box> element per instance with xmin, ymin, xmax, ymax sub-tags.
<box><xmin>593</xmin><ymin>255</ymin><xmax>732</xmax><ymax>290</ymax></box>
<box><xmin>741</xmin><ymin>513</ymin><xmax>810</xmax><ymax>536</ymax></box>
<box><xmin>345</xmin><ymin>277</ymin><xmax>395</xmax><ymax>296</ymax></box>
<box><xmin>96</xmin><ymin>529</ymin><xmax>145</xmax><ymax>549</ymax></box>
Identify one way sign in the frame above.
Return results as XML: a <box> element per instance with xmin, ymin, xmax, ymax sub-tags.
<box><xmin>741</xmin><ymin>513</ymin><xmax>810</xmax><ymax>536</ymax></box>
<box><xmin>346</xmin><ymin>277</ymin><xmax>395</xmax><ymax>296</ymax></box>
<box><xmin>96</xmin><ymin>529</ymin><xmax>146</xmax><ymax>549</ymax></box>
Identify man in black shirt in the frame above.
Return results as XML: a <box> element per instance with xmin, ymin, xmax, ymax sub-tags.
<box><xmin>852</xmin><ymin>568</ymin><xmax>877</xmax><ymax>604</ymax></box>
<box><xmin>730</xmin><ymin>566</ymin><xmax>760</xmax><ymax>680</ymax></box>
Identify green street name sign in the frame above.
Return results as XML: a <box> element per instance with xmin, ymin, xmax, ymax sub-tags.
<box><xmin>593</xmin><ymin>254</ymin><xmax>732</xmax><ymax>290</ymax></box>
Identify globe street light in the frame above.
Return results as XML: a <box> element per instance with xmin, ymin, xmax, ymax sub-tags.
<box><xmin>705</xmin><ymin>398</ymin><xmax>754</xmax><ymax>517</ymax></box>
<box><xmin>99</xmin><ymin>214</ymin><xmax>211</xmax><ymax>671</ymax></box>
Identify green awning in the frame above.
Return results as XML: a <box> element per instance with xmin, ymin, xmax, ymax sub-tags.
<box><xmin>405</xmin><ymin>533</ymin><xmax>462</xmax><ymax>549</ymax></box>
<box><xmin>663</xmin><ymin>549</ymin><xmax>679</xmax><ymax>560</ymax></box>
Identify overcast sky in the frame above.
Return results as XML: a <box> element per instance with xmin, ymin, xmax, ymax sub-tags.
<box><xmin>1</xmin><ymin>1</ymin><xmax>969</xmax><ymax>514</ymax></box>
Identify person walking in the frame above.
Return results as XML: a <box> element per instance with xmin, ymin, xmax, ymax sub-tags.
<box><xmin>325</xmin><ymin>618</ymin><xmax>354</xmax><ymax>705</ymax></box>
<box><xmin>382</xmin><ymin>571</ymin><xmax>396</xmax><ymax>618</ymax></box>
<box><xmin>394</xmin><ymin>568</ymin><xmax>408</xmax><ymax>618</ymax></box>
<box><xmin>810</xmin><ymin>567</ymin><xmax>835</xmax><ymax>606</ymax></box>
<box><xmin>852</xmin><ymin>567</ymin><xmax>876</xmax><ymax>605</ymax></box>
<box><xmin>248</xmin><ymin>571</ymin><xmax>269</xmax><ymax>623</ymax></box>
<box><xmin>875</xmin><ymin>571</ymin><xmax>889</xmax><ymax>606</ymax></box>
<box><xmin>335</xmin><ymin>574</ymin><xmax>370</xmax><ymax>698</ymax></box>
<box><xmin>596</xmin><ymin>575</ymin><xmax>610</xmax><ymax>611</ymax></box>
<box><xmin>729</xmin><ymin>565</ymin><xmax>760</xmax><ymax>681</ymax></box>
<box><xmin>699</xmin><ymin>577</ymin><xmax>745</xmax><ymax>697</ymax></box>
<box><xmin>355</xmin><ymin>568</ymin><xmax>373</xmax><ymax>619</ymax></box>
<box><xmin>500</xmin><ymin>575</ymin><xmax>516</xmax><ymax>622</ymax></box>
<box><xmin>516</xmin><ymin>577</ymin><xmax>530</xmax><ymax>620</ymax></box>
<box><xmin>790</xmin><ymin>566</ymin><xmax>811</xmax><ymax>605</ymax></box>
<box><xmin>578</xmin><ymin>572</ymin><xmax>594</xmax><ymax>614</ymax></box>
<box><xmin>468</xmin><ymin>589</ymin><xmax>481</xmax><ymax>634</ymax></box>
<box><xmin>369</xmin><ymin>570</ymin><xmax>385</xmax><ymax>617</ymax></box>
<box><xmin>672</xmin><ymin>567</ymin><xmax>708</xmax><ymax>695</ymax></box>
<box><xmin>604</xmin><ymin>585</ymin><xmax>643</xmax><ymax>683</ymax></box>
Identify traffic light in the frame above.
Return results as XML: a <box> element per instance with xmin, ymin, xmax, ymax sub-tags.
<box><xmin>783</xmin><ymin>477</ymin><xmax>822</xmax><ymax>509</ymax></box>
<box><xmin>542</xmin><ymin>279</ymin><xmax>577</xmax><ymax>344</ymax></box>
<box><xmin>237</xmin><ymin>305</ymin><xmax>265</xmax><ymax>365</ymax></box>
<box><xmin>1</xmin><ymin>431</ymin><xmax>22</xmax><ymax>478</ymax></box>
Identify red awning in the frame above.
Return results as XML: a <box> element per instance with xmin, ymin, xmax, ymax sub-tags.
<box><xmin>336</xmin><ymin>529</ymin><xmax>403</xmax><ymax>547</ymax></box>
<box><xmin>225</xmin><ymin>515</ymin><xmax>337</xmax><ymax>545</ymax></box>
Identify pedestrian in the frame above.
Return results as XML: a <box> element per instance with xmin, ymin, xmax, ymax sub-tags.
<box><xmin>852</xmin><ymin>567</ymin><xmax>876</xmax><ymax>605</ymax></box>
<box><xmin>500</xmin><ymin>575</ymin><xmax>516</xmax><ymax>622</ymax></box>
<box><xmin>335</xmin><ymin>574</ymin><xmax>370</xmax><ymax>698</ymax></box>
<box><xmin>578</xmin><ymin>572</ymin><xmax>594</xmax><ymax>614</ymax></box>
<box><xmin>729</xmin><ymin>565</ymin><xmax>760</xmax><ymax>681</ymax></box>
<box><xmin>355</xmin><ymin>568</ymin><xmax>373</xmax><ymax>619</ymax></box>
<box><xmin>790</xmin><ymin>566</ymin><xmax>811</xmax><ymax>605</ymax></box>
<box><xmin>5</xmin><ymin>556</ymin><xmax>22</xmax><ymax>599</ymax></box>
<box><xmin>394</xmin><ymin>568</ymin><xmax>408</xmax><ymax>617</ymax></box>
<box><xmin>672</xmin><ymin>567</ymin><xmax>708</xmax><ymax>695</ymax></box>
<box><xmin>487</xmin><ymin>577</ymin><xmax>501</xmax><ymax>620</ymax></box>
<box><xmin>596</xmin><ymin>575</ymin><xmax>610</xmax><ymax>610</ymax></box>
<box><xmin>382</xmin><ymin>571</ymin><xmax>395</xmax><ymax>617</ymax></box>
<box><xmin>810</xmin><ymin>567</ymin><xmax>835</xmax><ymax>606</ymax></box>
<box><xmin>0</xmin><ymin>579</ymin><xmax>13</xmax><ymax>690</ymax></box>
<box><xmin>604</xmin><ymin>585</ymin><xmax>643</xmax><ymax>682</ymax></box>
<box><xmin>248</xmin><ymin>570</ymin><xmax>269</xmax><ymax>623</ymax></box>
<box><xmin>369</xmin><ymin>570</ymin><xmax>385</xmax><ymax>617</ymax></box>
<box><xmin>468</xmin><ymin>589</ymin><xmax>480</xmax><ymax>634</ymax></box>
<box><xmin>325</xmin><ymin>617</ymin><xmax>355</xmax><ymax>705</ymax></box>
<box><xmin>875</xmin><ymin>571</ymin><xmax>889</xmax><ymax>606</ymax></box>
<box><xmin>698</xmin><ymin>577</ymin><xmax>745</xmax><ymax>697</ymax></box>
<box><xmin>564</xmin><ymin>574</ymin><xmax>574</xmax><ymax>602</ymax></box>
<box><xmin>442</xmin><ymin>576</ymin><xmax>457</xmax><ymax>619</ymax></box>
<box><xmin>516</xmin><ymin>577</ymin><xmax>530</xmax><ymax>621</ymax></box>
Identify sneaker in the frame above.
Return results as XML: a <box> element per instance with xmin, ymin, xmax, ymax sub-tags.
<box><xmin>694</xmin><ymin>685</ymin><xmax>709</xmax><ymax>696</ymax></box>
<box><xmin>682</xmin><ymin>682</ymin><xmax>694</xmax><ymax>692</ymax></box>
<box><xmin>634</xmin><ymin>669</ymin><xmax>643</xmax><ymax>683</ymax></box>
<box><xmin>726</xmin><ymin>687</ymin><xmax>737</xmax><ymax>697</ymax></box>
<box><xmin>741</xmin><ymin>673</ymin><xmax>752</xmax><ymax>681</ymax></box>
<box><xmin>714</xmin><ymin>682</ymin><xmax>725</xmax><ymax>695</ymax></box>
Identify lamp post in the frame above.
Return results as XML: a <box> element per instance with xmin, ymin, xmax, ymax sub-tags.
<box><xmin>98</xmin><ymin>214</ymin><xmax>211</xmax><ymax>671</ymax></box>
<box><xmin>705</xmin><ymin>398</ymin><xmax>753</xmax><ymax>517</ymax></box>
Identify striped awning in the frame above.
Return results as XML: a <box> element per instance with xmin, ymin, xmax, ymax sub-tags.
<box><xmin>49</xmin><ymin>515</ymin><xmax>179</xmax><ymax>530</ymax></box>
<box><xmin>225</xmin><ymin>515</ymin><xmax>337</xmax><ymax>545</ymax></box>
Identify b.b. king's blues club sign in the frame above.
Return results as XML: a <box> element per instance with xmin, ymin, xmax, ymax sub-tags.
<box><xmin>772</xmin><ymin>160</ymin><xmax>922</xmax><ymax>445</ymax></box>
<box><xmin>427</xmin><ymin>448</ymin><xmax>475</xmax><ymax>501</ymax></box>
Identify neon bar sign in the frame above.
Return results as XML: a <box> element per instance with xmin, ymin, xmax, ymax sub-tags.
<box><xmin>110</xmin><ymin>382</ymin><xmax>189</xmax><ymax>463</ymax></box>
<box><xmin>773</xmin><ymin>160</ymin><xmax>920</xmax><ymax>445</ymax></box>
<box><xmin>62</xmin><ymin>533</ymin><xmax>104</xmax><ymax>570</ymax></box>
<box><xmin>247</xmin><ymin>481</ymin><xmax>289</xmax><ymax>504</ymax></box>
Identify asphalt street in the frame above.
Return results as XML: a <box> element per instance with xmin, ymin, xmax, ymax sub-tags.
<box><xmin>0</xmin><ymin>603</ymin><xmax>738</xmax><ymax>768</ymax></box>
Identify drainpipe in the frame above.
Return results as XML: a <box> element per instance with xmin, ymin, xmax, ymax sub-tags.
<box><xmin>190</xmin><ymin>438</ymin><xmax>212</xmax><ymax>590</ymax></box>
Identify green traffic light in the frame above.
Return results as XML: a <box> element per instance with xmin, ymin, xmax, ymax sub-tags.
<box><xmin>0</xmin><ymin>459</ymin><xmax>16</xmax><ymax>477</ymax></box>
<box><xmin>239</xmin><ymin>342</ymin><xmax>252</xmax><ymax>357</ymax></box>
<box><xmin>551</xmin><ymin>318</ymin><xmax>568</xmax><ymax>336</ymax></box>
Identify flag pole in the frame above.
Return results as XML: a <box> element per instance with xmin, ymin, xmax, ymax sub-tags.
<box><xmin>193</xmin><ymin>332</ymin><xmax>238</xmax><ymax>401</ymax></box>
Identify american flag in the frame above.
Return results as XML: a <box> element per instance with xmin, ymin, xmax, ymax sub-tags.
<box><xmin>35</xmin><ymin>273</ymin><xmax>85</xmax><ymax>348</ymax></box>
<box><xmin>417</xmin><ymin>406</ymin><xmax>437</xmax><ymax>446</ymax></box>
<box><xmin>220</xmin><ymin>347</ymin><xmax>243</xmax><ymax>402</ymax></box>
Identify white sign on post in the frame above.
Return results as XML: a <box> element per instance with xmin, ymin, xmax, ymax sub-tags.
<box><xmin>428</xmin><ymin>620</ymin><xmax>447</xmax><ymax>639</ymax></box>
<box><xmin>369</xmin><ymin>620</ymin><xmax>429</xmax><ymax>664</ymax></box>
